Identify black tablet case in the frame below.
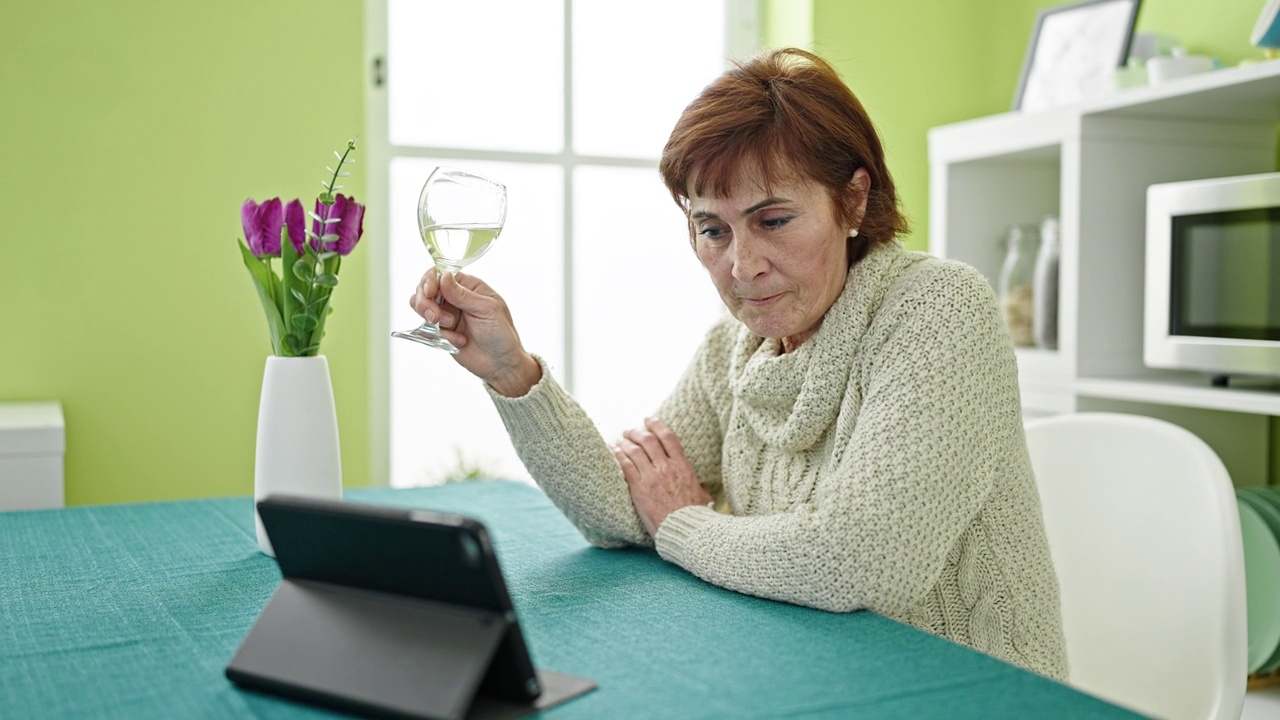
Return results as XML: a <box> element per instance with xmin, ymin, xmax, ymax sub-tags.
<box><xmin>225</xmin><ymin>495</ymin><xmax>596</xmax><ymax>720</ymax></box>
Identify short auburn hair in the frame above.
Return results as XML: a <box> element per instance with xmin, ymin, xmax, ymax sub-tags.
<box><xmin>659</xmin><ymin>47</ymin><xmax>909</xmax><ymax>256</ymax></box>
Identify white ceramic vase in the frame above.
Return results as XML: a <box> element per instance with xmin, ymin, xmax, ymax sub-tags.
<box><xmin>253</xmin><ymin>355</ymin><xmax>343</xmax><ymax>556</ymax></box>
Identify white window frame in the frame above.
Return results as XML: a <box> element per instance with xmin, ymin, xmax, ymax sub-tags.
<box><xmin>364</xmin><ymin>0</ymin><xmax>761</xmax><ymax>485</ymax></box>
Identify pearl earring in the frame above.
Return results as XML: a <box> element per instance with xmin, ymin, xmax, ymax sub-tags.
<box><xmin>849</xmin><ymin>228</ymin><xmax>859</xmax><ymax>238</ymax></box>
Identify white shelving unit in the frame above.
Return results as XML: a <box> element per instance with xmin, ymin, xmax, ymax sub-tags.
<box><xmin>928</xmin><ymin>59</ymin><xmax>1280</xmax><ymax>486</ymax></box>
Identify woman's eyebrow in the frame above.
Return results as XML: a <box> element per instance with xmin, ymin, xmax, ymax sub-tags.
<box><xmin>690</xmin><ymin>197</ymin><xmax>791</xmax><ymax>220</ymax></box>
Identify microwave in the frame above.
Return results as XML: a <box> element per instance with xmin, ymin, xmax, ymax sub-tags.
<box><xmin>1144</xmin><ymin>172</ymin><xmax>1280</xmax><ymax>385</ymax></box>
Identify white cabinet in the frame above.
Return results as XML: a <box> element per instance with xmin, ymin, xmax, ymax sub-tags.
<box><xmin>928</xmin><ymin>60</ymin><xmax>1280</xmax><ymax>485</ymax></box>
<box><xmin>0</xmin><ymin>402</ymin><xmax>65</xmax><ymax>510</ymax></box>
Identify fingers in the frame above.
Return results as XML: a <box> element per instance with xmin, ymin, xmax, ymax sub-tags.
<box><xmin>644</xmin><ymin>417</ymin><xmax>688</xmax><ymax>461</ymax></box>
<box><xmin>611</xmin><ymin>436</ymin><xmax>643</xmax><ymax>464</ymax></box>
<box><xmin>427</xmin><ymin>273</ymin><xmax>498</xmax><ymax>336</ymax></box>
<box><xmin>409</xmin><ymin>267</ymin><xmax>440</xmax><ymax>317</ymax></box>
<box><xmin>408</xmin><ymin>269</ymin><xmax>471</xmax><ymax>330</ymax></box>
<box><xmin>610</xmin><ymin>442</ymin><xmax>640</xmax><ymax>483</ymax></box>
<box><xmin>434</xmin><ymin>320</ymin><xmax>470</xmax><ymax>348</ymax></box>
<box><xmin>620</xmin><ymin>428</ymin><xmax>665</xmax><ymax>467</ymax></box>
<box><xmin>413</xmin><ymin>298</ymin><xmax>460</xmax><ymax>330</ymax></box>
<box><xmin>439</xmin><ymin>272</ymin><xmax>491</xmax><ymax>316</ymax></box>
<box><xmin>611</xmin><ymin>426</ymin><xmax>703</xmax><ymax>540</ymax></box>
<box><xmin>621</xmin><ymin>417</ymin><xmax>685</xmax><ymax>465</ymax></box>
<box><xmin>409</xmin><ymin>268</ymin><xmax>442</xmax><ymax>322</ymax></box>
<box><xmin>448</xmin><ymin>270</ymin><xmax>488</xmax><ymax>291</ymax></box>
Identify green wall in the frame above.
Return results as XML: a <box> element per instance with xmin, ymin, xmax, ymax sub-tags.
<box><xmin>1</xmin><ymin>0</ymin><xmax>370</xmax><ymax>505</ymax></box>
<box><xmin>809</xmin><ymin>0</ymin><xmax>1269</xmax><ymax>253</ymax></box>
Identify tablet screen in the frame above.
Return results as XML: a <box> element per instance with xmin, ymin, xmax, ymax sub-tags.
<box><xmin>256</xmin><ymin>495</ymin><xmax>542</xmax><ymax>703</ymax></box>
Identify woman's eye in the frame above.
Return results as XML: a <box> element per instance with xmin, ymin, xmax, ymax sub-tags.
<box><xmin>698</xmin><ymin>226</ymin><xmax>727</xmax><ymax>240</ymax></box>
<box><xmin>762</xmin><ymin>216</ymin><xmax>792</xmax><ymax>230</ymax></box>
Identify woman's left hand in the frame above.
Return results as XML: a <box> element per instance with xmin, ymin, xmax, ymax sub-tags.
<box><xmin>611</xmin><ymin>417</ymin><xmax>712</xmax><ymax>538</ymax></box>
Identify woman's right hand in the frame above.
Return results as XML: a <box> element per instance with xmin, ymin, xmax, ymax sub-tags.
<box><xmin>409</xmin><ymin>268</ymin><xmax>542</xmax><ymax>397</ymax></box>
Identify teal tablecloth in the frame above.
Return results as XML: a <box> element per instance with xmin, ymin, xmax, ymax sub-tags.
<box><xmin>0</xmin><ymin>481</ymin><xmax>1139</xmax><ymax>719</ymax></box>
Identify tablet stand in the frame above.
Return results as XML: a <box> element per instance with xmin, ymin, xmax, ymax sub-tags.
<box><xmin>226</xmin><ymin>579</ymin><xmax>596</xmax><ymax>720</ymax></box>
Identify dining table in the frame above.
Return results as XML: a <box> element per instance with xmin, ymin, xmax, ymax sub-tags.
<box><xmin>0</xmin><ymin>479</ymin><xmax>1143</xmax><ymax>719</ymax></box>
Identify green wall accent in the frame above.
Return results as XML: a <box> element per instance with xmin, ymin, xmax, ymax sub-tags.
<box><xmin>1138</xmin><ymin>0</ymin><xmax>1268</xmax><ymax>66</ymax></box>
<box><xmin>808</xmin><ymin>0</ymin><xmax>1269</xmax><ymax>254</ymax></box>
<box><xmin>1</xmin><ymin>0</ymin><xmax>369</xmax><ymax>505</ymax></box>
<box><xmin>809</xmin><ymin>0</ymin><xmax>986</xmax><ymax>253</ymax></box>
<box><xmin>764</xmin><ymin>0</ymin><xmax>814</xmax><ymax>50</ymax></box>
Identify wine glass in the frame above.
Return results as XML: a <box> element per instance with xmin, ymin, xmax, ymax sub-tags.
<box><xmin>392</xmin><ymin>166</ymin><xmax>507</xmax><ymax>353</ymax></box>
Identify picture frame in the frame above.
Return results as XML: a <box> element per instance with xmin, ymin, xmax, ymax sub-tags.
<box><xmin>1013</xmin><ymin>0</ymin><xmax>1143</xmax><ymax>113</ymax></box>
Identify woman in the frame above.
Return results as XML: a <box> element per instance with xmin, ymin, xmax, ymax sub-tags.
<box><xmin>409</xmin><ymin>48</ymin><xmax>1068</xmax><ymax>680</ymax></box>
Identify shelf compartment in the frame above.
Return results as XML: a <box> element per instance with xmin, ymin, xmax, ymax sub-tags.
<box><xmin>1075</xmin><ymin>374</ymin><xmax>1280</xmax><ymax>416</ymax></box>
<box><xmin>930</xmin><ymin>154</ymin><xmax>1062</xmax><ymax>287</ymax></box>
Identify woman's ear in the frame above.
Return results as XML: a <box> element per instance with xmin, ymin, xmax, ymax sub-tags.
<box><xmin>848</xmin><ymin>167</ymin><xmax>871</xmax><ymax>231</ymax></box>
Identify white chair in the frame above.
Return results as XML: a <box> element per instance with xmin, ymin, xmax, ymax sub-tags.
<box><xmin>1023</xmin><ymin>412</ymin><xmax>1247</xmax><ymax>720</ymax></box>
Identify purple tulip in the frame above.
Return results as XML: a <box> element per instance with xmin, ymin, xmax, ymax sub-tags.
<box><xmin>241</xmin><ymin>198</ymin><xmax>306</xmax><ymax>257</ymax></box>
<box><xmin>284</xmin><ymin>199</ymin><xmax>306</xmax><ymax>255</ymax></box>
<box><xmin>241</xmin><ymin>198</ymin><xmax>282</xmax><ymax>257</ymax></box>
<box><xmin>312</xmin><ymin>194</ymin><xmax>366</xmax><ymax>256</ymax></box>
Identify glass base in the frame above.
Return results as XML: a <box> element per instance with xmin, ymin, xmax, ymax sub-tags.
<box><xmin>391</xmin><ymin>324</ymin><xmax>460</xmax><ymax>354</ymax></box>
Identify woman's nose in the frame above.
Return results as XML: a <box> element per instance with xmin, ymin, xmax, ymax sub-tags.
<box><xmin>731</xmin><ymin>234</ymin><xmax>768</xmax><ymax>281</ymax></box>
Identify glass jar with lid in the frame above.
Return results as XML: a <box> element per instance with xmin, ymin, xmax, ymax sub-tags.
<box><xmin>997</xmin><ymin>224</ymin><xmax>1040</xmax><ymax>347</ymax></box>
<box><xmin>1032</xmin><ymin>216</ymin><xmax>1060</xmax><ymax>350</ymax></box>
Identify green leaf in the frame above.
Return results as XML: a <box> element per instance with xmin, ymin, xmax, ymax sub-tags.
<box><xmin>238</xmin><ymin>240</ymin><xmax>288</xmax><ymax>355</ymax></box>
<box><xmin>301</xmin><ymin>249</ymin><xmax>343</xmax><ymax>353</ymax></box>
<box><xmin>281</xmin><ymin>333</ymin><xmax>300</xmax><ymax>356</ymax></box>
<box><xmin>291</xmin><ymin>288</ymin><xmax>307</xmax><ymax>304</ymax></box>
<box><xmin>280</xmin><ymin>226</ymin><xmax>300</xmax><ymax>342</ymax></box>
<box><xmin>291</xmin><ymin>312</ymin><xmax>319</xmax><ymax>332</ymax></box>
<box><xmin>315</xmin><ymin>273</ymin><xmax>339</xmax><ymax>288</ymax></box>
<box><xmin>292</xmin><ymin>258</ymin><xmax>313</xmax><ymax>281</ymax></box>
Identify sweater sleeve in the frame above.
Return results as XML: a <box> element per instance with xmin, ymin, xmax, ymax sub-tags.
<box><xmin>487</xmin><ymin>328</ymin><xmax>730</xmax><ymax>549</ymax></box>
<box><xmin>486</xmin><ymin>355</ymin><xmax>650</xmax><ymax>548</ymax></box>
<box><xmin>653</xmin><ymin>265</ymin><xmax>1020</xmax><ymax>616</ymax></box>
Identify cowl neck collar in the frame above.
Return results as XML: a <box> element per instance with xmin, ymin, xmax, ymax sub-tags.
<box><xmin>726</xmin><ymin>241</ymin><xmax>904</xmax><ymax>452</ymax></box>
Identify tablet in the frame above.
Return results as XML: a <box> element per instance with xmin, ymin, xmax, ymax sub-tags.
<box><xmin>226</xmin><ymin>494</ymin><xmax>594</xmax><ymax>720</ymax></box>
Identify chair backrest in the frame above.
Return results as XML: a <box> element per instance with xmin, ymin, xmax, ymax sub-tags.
<box><xmin>1023</xmin><ymin>412</ymin><xmax>1247</xmax><ymax>720</ymax></box>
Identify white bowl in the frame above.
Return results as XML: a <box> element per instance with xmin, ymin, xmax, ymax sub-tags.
<box><xmin>1147</xmin><ymin>52</ymin><xmax>1214</xmax><ymax>85</ymax></box>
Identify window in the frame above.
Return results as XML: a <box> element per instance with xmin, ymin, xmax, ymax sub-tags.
<box><xmin>369</xmin><ymin>1</ymin><xmax>757</xmax><ymax>486</ymax></box>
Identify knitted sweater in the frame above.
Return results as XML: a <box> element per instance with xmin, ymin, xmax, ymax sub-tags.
<box><xmin>488</xmin><ymin>241</ymin><xmax>1068</xmax><ymax>681</ymax></box>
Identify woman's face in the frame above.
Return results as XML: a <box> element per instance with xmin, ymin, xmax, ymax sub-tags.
<box><xmin>689</xmin><ymin>167</ymin><xmax>868</xmax><ymax>351</ymax></box>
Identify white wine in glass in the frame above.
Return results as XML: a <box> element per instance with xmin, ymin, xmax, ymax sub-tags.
<box><xmin>421</xmin><ymin>223</ymin><xmax>501</xmax><ymax>272</ymax></box>
<box><xmin>392</xmin><ymin>167</ymin><xmax>507</xmax><ymax>353</ymax></box>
